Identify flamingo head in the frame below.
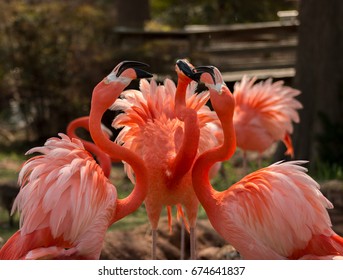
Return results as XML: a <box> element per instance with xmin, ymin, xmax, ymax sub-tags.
<box><xmin>175</xmin><ymin>59</ymin><xmax>202</xmax><ymax>82</ymax></box>
<box><xmin>195</xmin><ymin>65</ymin><xmax>235</xmax><ymax>117</ymax></box>
<box><xmin>92</xmin><ymin>61</ymin><xmax>153</xmax><ymax>109</ymax></box>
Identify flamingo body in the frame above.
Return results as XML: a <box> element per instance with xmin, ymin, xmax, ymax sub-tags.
<box><xmin>112</xmin><ymin>78</ymin><xmax>219</xmax><ymax>229</ymax></box>
<box><xmin>208</xmin><ymin>161</ymin><xmax>343</xmax><ymax>259</ymax></box>
<box><xmin>233</xmin><ymin>76</ymin><xmax>302</xmax><ymax>156</ymax></box>
<box><xmin>192</xmin><ymin>66</ymin><xmax>343</xmax><ymax>260</ymax></box>
<box><xmin>0</xmin><ymin>134</ymin><xmax>116</xmax><ymax>259</ymax></box>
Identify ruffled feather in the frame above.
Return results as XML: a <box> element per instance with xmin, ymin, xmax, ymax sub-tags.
<box><xmin>10</xmin><ymin>133</ymin><xmax>117</xmax><ymax>259</ymax></box>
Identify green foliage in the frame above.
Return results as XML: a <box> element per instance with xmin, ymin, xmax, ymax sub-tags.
<box><xmin>314</xmin><ymin>162</ymin><xmax>343</xmax><ymax>181</ymax></box>
<box><xmin>150</xmin><ymin>0</ymin><xmax>297</xmax><ymax>28</ymax></box>
<box><xmin>0</xmin><ymin>1</ymin><xmax>118</xmax><ymax>143</ymax></box>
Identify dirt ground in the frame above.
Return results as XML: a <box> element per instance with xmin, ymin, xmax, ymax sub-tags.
<box><xmin>100</xmin><ymin>180</ymin><xmax>343</xmax><ymax>260</ymax></box>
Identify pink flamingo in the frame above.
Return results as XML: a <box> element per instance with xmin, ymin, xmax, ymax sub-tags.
<box><xmin>0</xmin><ymin>134</ymin><xmax>116</xmax><ymax>259</ymax></box>
<box><xmin>0</xmin><ymin>61</ymin><xmax>152</xmax><ymax>259</ymax></box>
<box><xmin>233</xmin><ymin>75</ymin><xmax>302</xmax><ymax>169</ymax></box>
<box><xmin>192</xmin><ymin>66</ymin><xmax>343</xmax><ymax>259</ymax></box>
<box><xmin>110</xmin><ymin>59</ymin><xmax>220</xmax><ymax>259</ymax></box>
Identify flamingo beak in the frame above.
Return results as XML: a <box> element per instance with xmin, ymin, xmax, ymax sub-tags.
<box><xmin>116</xmin><ymin>61</ymin><xmax>153</xmax><ymax>78</ymax></box>
<box><xmin>176</xmin><ymin>59</ymin><xmax>203</xmax><ymax>82</ymax></box>
<box><xmin>194</xmin><ymin>66</ymin><xmax>216</xmax><ymax>83</ymax></box>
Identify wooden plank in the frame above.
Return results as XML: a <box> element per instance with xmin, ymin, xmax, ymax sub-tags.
<box><xmin>202</xmin><ymin>40</ymin><xmax>297</xmax><ymax>55</ymax></box>
<box><xmin>221</xmin><ymin>67</ymin><xmax>296</xmax><ymax>82</ymax></box>
<box><xmin>113</xmin><ymin>22</ymin><xmax>298</xmax><ymax>79</ymax></box>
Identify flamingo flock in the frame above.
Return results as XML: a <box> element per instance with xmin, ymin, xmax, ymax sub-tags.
<box><xmin>0</xmin><ymin>60</ymin><xmax>342</xmax><ymax>260</ymax></box>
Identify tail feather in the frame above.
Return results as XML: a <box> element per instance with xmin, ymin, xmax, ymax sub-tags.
<box><xmin>283</xmin><ymin>133</ymin><xmax>294</xmax><ymax>158</ymax></box>
<box><xmin>177</xmin><ymin>205</ymin><xmax>190</xmax><ymax>233</ymax></box>
<box><xmin>165</xmin><ymin>205</ymin><xmax>190</xmax><ymax>233</ymax></box>
<box><xmin>0</xmin><ymin>228</ymin><xmax>68</xmax><ymax>260</ymax></box>
<box><xmin>290</xmin><ymin>234</ymin><xmax>343</xmax><ymax>259</ymax></box>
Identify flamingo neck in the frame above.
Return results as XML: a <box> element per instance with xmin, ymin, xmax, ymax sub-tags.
<box><xmin>89</xmin><ymin>88</ymin><xmax>148</xmax><ymax>223</ymax></box>
<box><xmin>174</xmin><ymin>77</ymin><xmax>190</xmax><ymax>114</ymax></box>
<box><xmin>169</xmin><ymin>108</ymin><xmax>200</xmax><ymax>185</ymax></box>
<box><xmin>170</xmin><ymin>77</ymin><xmax>200</xmax><ymax>184</ymax></box>
<box><xmin>67</xmin><ymin>117</ymin><xmax>111</xmax><ymax>178</ymax></box>
<box><xmin>192</xmin><ymin>88</ymin><xmax>236</xmax><ymax>211</ymax></box>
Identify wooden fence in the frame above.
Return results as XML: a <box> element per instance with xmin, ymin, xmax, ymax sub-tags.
<box><xmin>113</xmin><ymin>21</ymin><xmax>298</xmax><ymax>82</ymax></box>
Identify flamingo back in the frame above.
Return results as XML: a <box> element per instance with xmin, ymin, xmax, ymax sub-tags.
<box><xmin>218</xmin><ymin>161</ymin><xmax>340</xmax><ymax>259</ymax></box>
<box><xmin>233</xmin><ymin>76</ymin><xmax>302</xmax><ymax>153</ymax></box>
<box><xmin>10</xmin><ymin>133</ymin><xmax>116</xmax><ymax>259</ymax></box>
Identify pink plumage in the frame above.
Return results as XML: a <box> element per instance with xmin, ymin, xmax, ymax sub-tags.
<box><xmin>0</xmin><ymin>134</ymin><xmax>116</xmax><ymax>259</ymax></box>
<box><xmin>112</xmin><ymin>78</ymin><xmax>220</xmax><ymax>184</ymax></box>
<box><xmin>111</xmin><ymin>66</ymin><xmax>221</xmax><ymax>259</ymax></box>
<box><xmin>233</xmin><ymin>75</ymin><xmax>302</xmax><ymax>157</ymax></box>
<box><xmin>215</xmin><ymin>161</ymin><xmax>343</xmax><ymax>259</ymax></box>
<box><xmin>192</xmin><ymin>66</ymin><xmax>343</xmax><ymax>260</ymax></box>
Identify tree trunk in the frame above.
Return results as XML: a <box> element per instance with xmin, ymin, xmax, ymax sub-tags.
<box><xmin>279</xmin><ymin>0</ymin><xmax>343</xmax><ymax>171</ymax></box>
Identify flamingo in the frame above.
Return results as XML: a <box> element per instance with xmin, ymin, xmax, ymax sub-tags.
<box><xmin>191</xmin><ymin>65</ymin><xmax>343</xmax><ymax>259</ymax></box>
<box><xmin>110</xmin><ymin>59</ymin><xmax>220</xmax><ymax>259</ymax></box>
<box><xmin>233</xmin><ymin>75</ymin><xmax>302</xmax><ymax>169</ymax></box>
<box><xmin>0</xmin><ymin>134</ymin><xmax>116</xmax><ymax>259</ymax></box>
<box><xmin>0</xmin><ymin>61</ymin><xmax>152</xmax><ymax>259</ymax></box>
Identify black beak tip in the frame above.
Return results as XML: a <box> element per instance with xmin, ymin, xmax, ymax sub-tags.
<box><xmin>176</xmin><ymin>59</ymin><xmax>194</xmax><ymax>78</ymax></box>
<box><xmin>134</xmin><ymin>68</ymin><xmax>153</xmax><ymax>79</ymax></box>
<box><xmin>116</xmin><ymin>60</ymin><xmax>151</xmax><ymax>78</ymax></box>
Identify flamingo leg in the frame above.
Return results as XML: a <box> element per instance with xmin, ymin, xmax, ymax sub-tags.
<box><xmin>190</xmin><ymin>226</ymin><xmax>196</xmax><ymax>260</ymax></box>
<box><xmin>180</xmin><ymin>220</ymin><xmax>185</xmax><ymax>260</ymax></box>
<box><xmin>152</xmin><ymin>229</ymin><xmax>157</xmax><ymax>260</ymax></box>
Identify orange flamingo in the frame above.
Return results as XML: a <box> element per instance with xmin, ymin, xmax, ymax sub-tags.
<box><xmin>233</xmin><ymin>75</ymin><xmax>302</xmax><ymax>169</ymax></box>
<box><xmin>0</xmin><ymin>61</ymin><xmax>152</xmax><ymax>259</ymax></box>
<box><xmin>111</xmin><ymin>59</ymin><xmax>220</xmax><ymax>259</ymax></box>
<box><xmin>192</xmin><ymin>66</ymin><xmax>343</xmax><ymax>259</ymax></box>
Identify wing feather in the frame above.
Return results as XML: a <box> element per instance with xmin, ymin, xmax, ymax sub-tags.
<box><xmin>13</xmin><ymin>134</ymin><xmax>117</xmax><ymax>248</ymax></box>
<box><xmin>222</xmin><ymin>161</ymin><xmax>334</xmax><ymax>258</ymax></box>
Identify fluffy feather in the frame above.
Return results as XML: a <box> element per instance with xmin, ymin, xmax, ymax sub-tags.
<box><xmin>233</xmin><ymin>76</ymin><xmax>302</xmax><ymax>155</ymax></box>
<box><xmin>1</xmin><ymin>134</ymin><xmax>116</xmax><ymax>259</ymax></box>
<box><xmin>215</xmin><ymin>161</ymin><xmax>343</xmax><ymax>259</ymax></box>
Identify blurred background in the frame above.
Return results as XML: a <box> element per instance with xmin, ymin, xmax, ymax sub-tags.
<box><xmin>0</xmin><ymin>0</ymin><xmax>343</xmax><ymax>255</ymax></box>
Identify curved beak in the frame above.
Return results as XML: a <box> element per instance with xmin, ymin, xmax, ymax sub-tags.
<box><xmin>176</xmin><ymin>59</ymin><xmax>203</xmax><ymax>82</ymax></box>
<box><xmin>116</xmin><ymin>61</ymin><xmax>153</xmax><ymax>78</ymax></box>
<box><xmin>194</xmin><ymin>66</ymin><xmax>216</xmax><ymax>83</ymax></box>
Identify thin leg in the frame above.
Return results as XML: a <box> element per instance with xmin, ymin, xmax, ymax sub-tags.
<box><xmin>190</xmin><ymin>226</ymin><xmax>196</xmax><ymax>260</ymax></box>
<box><xmin>152</xmin><ymin>229</ymin><xmax>157</xmax><ymax>260</ymax></box>
<box><xmin>180</xmin><ymin>220</ymin><xmax>185</xmax><ymax>260</ymax></box>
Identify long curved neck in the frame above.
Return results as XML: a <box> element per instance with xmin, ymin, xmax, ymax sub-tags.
<box><xmin>67</xmin><ymin>117</ymin><xmax>112</xmax><ymax>178</ymax></box>
<box><xmin>174</xmin><ymin>78</ymin><xmax>189</xmax><ymax>114</ymax></box>
<box><xmin>170</xmin><ymin>77</ymin><xmax>200</xmax><ymax>183</ymax></box>
<box><xmin>192</xmin><ymin>87</ymin><xmax>236</xmax><ymax>211</ymax></box>
<box><xmin>170</xmin><ymin>108</ymin><xmax>200</xmax><ymax>184</ymax></box>
<box><xmin>89</xmin><ymin>84</ymin><xmax>148</xmax><ymax>223</ymax></box>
